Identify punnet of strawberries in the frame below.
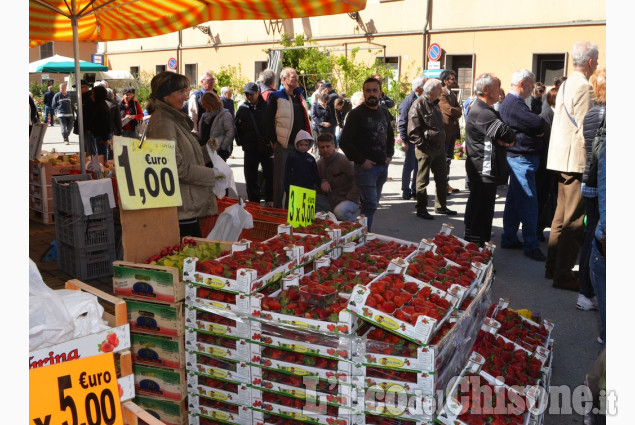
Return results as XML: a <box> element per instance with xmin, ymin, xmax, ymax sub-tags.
<box><xmin>263</xmin><ymin>232</ymin><xmax>330</xmax><ymax>253</ymax></box>
<box><xmin>260</xmin><ymin>369</ymin><xmax>337</xmax><ymax>394</ymax></box>
<box><xmin>331</xmin><ymin>252</ymin><xmax>390</xmax><ymax>273</ymax></box>
<box><xmin>407</xmin><ymin>250</ymin><xmax>477</xmax><ymax>293</ymax></box>
<box><xmin>354</xmin><ymin>238</ymin><xmax>417</xmax><ymax>258</ymax></box>
<box><xmin>494</xmin><ymin>308</ymin><xmax>549</xmax><ymax>352</ymax></box>
<box><xmin>364</xmin><ymin>274</ymin><xmax>452</xmax><ymax>326</ymax></box>
<box><xmin>433</xmin><ymin>233</ymin><xmax>492</xmax><ymax>266</ymax></box>
<box><xmin>299</xmin><ymin>265</ymin><xmax>373</xmax><ymax>295</ymax></box>
<box><xmin>196</xmin><ymin>246</ymin><xmax>286</xmax><ymax>279</ymax></box>
<box><xmin>365</xmin><ymin>364</ymin><xmax>418</xmax><ymax>384</ymax></box>
<box><xmin>261</xmin><ymin>347</ymin><xmax>339</xmax><ymax>370</ymax></box>
<box><xmin>260</xmin><ymin>285</ymin><xmax>349</xmax><ymax>322</ymax></box>
<box><xmin>472</xmin><ymin>330</ymin><xmax>543</xmax><ymax>388</ymax></box>
<box><xmin>193</xmin><ymin>352</ymin><xmax>239</xmax><ymax>372</ymax></box>
<box><xmin>195</xmin><ymin>374</ymin><xmax>239</xmax><ymax>393</ymax></box>
<box><xmin>365</xmin><ymin>327</ymin><xmax>420</xmax><ymax>357</ymax></box>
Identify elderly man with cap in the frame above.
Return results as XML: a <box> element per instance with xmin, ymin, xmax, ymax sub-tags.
<box><xmin>235</xmin><ymin>82</ymin><xmax>274</xmax><ymax>205</ymax></box>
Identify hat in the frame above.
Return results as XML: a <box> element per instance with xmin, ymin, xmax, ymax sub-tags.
<box><xmin>320</xmin><ymin>83</ymin><xmax>332</xmax><ymax>90</ymax></box>
<box><xmin>72</xmin><ymin>79</ymin><xmax>90</xmax><ymax>88</ymax></box>
<box><xmin>243</xmin><ymin>82</ymin><xmax>259</xmax><ymax>94</ymax></box>
<box><xmin>294</xmin><ymin>130</ymin><xmax>313</xmax><ymax>148</ymax></box>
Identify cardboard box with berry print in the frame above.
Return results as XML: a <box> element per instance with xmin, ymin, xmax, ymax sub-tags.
<box><xmin>250</xmin><ymin>391</ymin><xmax>357</xmax><ymax>425</ymax></box>
<box><xmin>354</xmin><ymin>390</ymin><xmax>436</xmax><ymax>424</ymax></box>
<box><xmin>250</xmin><ymin>320</ymin><xmax>353</xmax><ymax>362</ymax></box>
<box><xmin>275</xmin><ymin>225</ymin><xmax>339</xmax><ymax>267</ymax></box>
<box><xmin>346</xmin><ymin>271</ymin><xmax>459</xmax><ymax>346</ymax></box>
<box><xmin>187</xmin><ymin>370</ymin><xmax>251</xmax><ymax>405</ymax></box>
<box><xmin>183</xmin><ymin>238</ymin><xmax>299</xmax><ymax>295</ymax></box>
<box><xmin>186</xmin><ymin>280</ymin><xmax>251</xmax><ymax>313</ymax></box>
<box><xmin>185</xmin><ymin>327</ymin><xmax>251</xmax><ymax>362</ymax></box>
<box><xmin>250</xmin><ymin>272</ymin><xmax>361</xmax><ymax>337</ymax></box>
<box><xmin>352</xmin><ymin>412</ymin><xmax>436</xmax><ymax>425</ymax></box>
<box><xmin>126</xmin><ymin>299</ymin><xmax>184</xmax><ymax>337</ymax></box>
<box><xmin>185</xmin><ymin>349</ymin><xmax>251</xmax><ymax>384</ymax></box>
<box><xmin>293</xmin><ymin>212</ymin><xmax>367</xmax><ymax>246</ymax></box>
<box><xmin>133</xmin><ymin>363</ymin><xmax>186</xmax><ymax>401</ymax></box>
<box><xmin>130</xmin><ymin>333</ymin><xmax>185</xmax><ymax>369</ymax></box>
<box><xmin>134</xmin><ymin>395</ymin><xmax>187</xmax><ymax>425</ymax></box>
<box><xmin>249</xmin><ymin>370</ymin><xmax>355</xmax><ymax>407</ymax></box>
<box><xmin>185</xmin><ymin>303</ymin><xmax>251</xmax><ymax>339</ymax></box>
<box><xmin>188</xmin><ymin>393</ymin><xmax>252</xmax><ymax>424</ymax></box>
<box><xmin>249</xmin><ymin>342</ymin><xmax>354</xmax><ymax>383</ymax></box>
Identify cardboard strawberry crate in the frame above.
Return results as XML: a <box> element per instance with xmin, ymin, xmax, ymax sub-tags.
<box><xmin>185</xmin><ymin>304</ymin><xmax>251</xmax><ymax>339</ymax></box>
<box><xmin>292</xmin><ymin>213</ymin><xmax>367</xmax><ymax>245</ymax></box>
<box><xmin>126</xmin><ymin>299</ymin><xmax>185</xmax><ymax>337</ymax></box>
<box><xmin>133</xmin><ymin>395</ymin><xmax>188</xmax><ymax>425</ymax></box>
<box><xmin>273</xmin><ymin>227</ymin><xmax>338</xmax><ymax>267</ymax></box>
<box><xmin>250</xmin><ymin>321</ymin><xmax>353</xmax><ymax>362</ymax></box>
<box><xmin>133</xmin><ymin>363</ymin><xmax>187</xmax><ymax>401</ymax></box>
<box><xmin>113</xmin><ymin>238</ymin><xmax>232</xmax><ymax>303</ymax></box>
<box><xmin>251</xmin><ymin>391</ymin><xmax>356</xmax><ymax>425</ymax></box>
<box><xmin>187</xmin><ymin>370</ymin><xmax>251</xmax><ymax>405</ymax></box>
<box><xmin>186</xmin><ymin>281</ymin><xmax>251</xmax><ymax>313</ymax></box>
<box><xmin>487</xmin><ymin>301</ymin><xmax>554</xmax><ymax>354</ymax></box>
<box><xmin>300</xmin><ymin>258</ymin><xmax>376</xmax><ymax>298</ymax></box>
<box><xmin>188</xmin><ymin>393</ymin><xmax>253</xmax><ymax>424</ymax></box>
<box><xmin>250</xmin><ymin>344</ymin><xmax>353</xmax><ymax>383</ymax></box>
<box><xmin>185</xmin><ymin>327</ymin><xmax>251</xmax><ymax>361</ymax></box>
<box><xmin>185</xmin><ymin>349</ymin><xmax>251</xmax><ymax>384</ymax></box>
<box><xmin>183</xmin><ymin>238</ymin><xmax>298</xmax><ymax>295</ymax></box>
<box><xmin>356</xmin><ymin>391</ymin><xmax>436</xmax><ymax>423</ymax></box>
<box><xmin>353</xmin><ymin>412</ymin><xmax>435</xmax><ymax>425</ymax></box>
<box><xmin>349</xmin><ymin>233</ymin><xmax>420</xmax><ymax>260</ymax></box>
<box><xmin>346</xmin><ymin>272</ymin><xmax>458</xmax><ymax>346</ymax></box>
<box><xmin>130</xmin><ymin>333</ymin><xmax>185</xmax><ymax>369</ymax></box>
<box><xmin>251</xmin><ymin>273</ymin><xmax>360</xmax><ymax>336</ymax></box>
<box><xmin>424</xmin><ymin>224</ymin><xmax>495</xmax><ymax>267</ymax></box>
<box><xmin>250</xmin><ymin>369</ymin><xmax>354</xmax><ymax>406</ymax></box>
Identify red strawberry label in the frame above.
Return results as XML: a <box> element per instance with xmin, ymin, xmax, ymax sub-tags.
<box><xmin>106</xmin><ymin>332</ymin><xmax>119</xmax><ymax>347</ymax></box>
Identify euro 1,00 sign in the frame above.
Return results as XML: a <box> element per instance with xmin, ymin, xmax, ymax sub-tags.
<box><xmin>114</xmin><ymin>136</ymin><xmax>182</xmax><ymax>210</ymax></box>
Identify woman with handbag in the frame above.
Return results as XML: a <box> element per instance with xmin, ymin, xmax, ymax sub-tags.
<box><xmin>120</xmin><ymin>87</ymin><xmax>144</xmax><ymax>139</ymax></box>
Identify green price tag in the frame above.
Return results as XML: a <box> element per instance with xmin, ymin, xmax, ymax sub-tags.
<box><xmin>113</xmin><ymin>136</ymin><xmax>182</xmax><ymax>210</ymax></box>
<box><xmin>287</xmin><ymin>185</ymin><xmax>316</xmax><ymax>228</ymax></box>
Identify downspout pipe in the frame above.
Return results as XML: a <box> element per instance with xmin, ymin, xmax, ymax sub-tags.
<box><xmin>422</xmin><ymin>0</ymin><xmax>433</xmax><ymax>72</ymax></box>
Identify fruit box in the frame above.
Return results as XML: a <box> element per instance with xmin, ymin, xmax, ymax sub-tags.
<box><xmin>133</xmin><ymin>363</ymin><xmax>187</xmax><ymax>401</ymax></box>
<box><xmin>357</xmin><ymin>390</ymin><xmax>435</xmax><ymax>423</ymax></box>
<box><xmin>184</xmin><ymin>304</ymin><xmax>251</xmax><ymax>339</ymax></box>
<box><xmin>130</xmin><ymin>333</ymin><xmax>185</xmax><ymax>369</ymax></box>
<box><xmin>126</xmin><ymin>299</ymin><xmax>184</xmax><ymax>337</ymax></box>
<box><xmin>250</xmin><ymin>370</ymin><xmax>354</xmax><ymax>406</ymax></box>
<box><xmin>346</xmin><ymin>272</ymin><xmax>458</xmax><ymax>346</ymax></box>
<box><xmin>250</xmin><ymin>343</ymin><xmax>353</xmax><ymax>382</ymax></box>
<box><xmin>351</xmin><ymin>233</ymin><xmax>419</xmax><ymax>259</ymax></box>
<box><xmin>185</xmin><ymin>327</ymin><xmax>251</xmax><ymax>362</ymax></box>
<box><xmin>353</xmin><ymin>412</ymin><xmax>435</xmax><ymax>425</ymax></box>
<box><xmin>185</xmin><ymin>349</ymin><xmax>251</xmax><ymax>384</ymax></box>
<box><xmin>133</xmin><ymin>395</ymin><xmax>188</xmax><ymax>425</ymax></box>
<box><xmin>250</xmin><ymin>274</ymin><xmax>360</xmax><ymax>336</ymax></box>
<box><xmin>251</xmin><ymin>393</ymin><xmax>355</xmax><ymax>425</ymax></box>
<box><xmin>188</xmin><ymin>394</ymin><xmax>252</xmax><ymax>424</ymax></box>
<box><xmin>480</xmin><ymin>318</ymin><xmax>552</xmax><ymax>367</ymax></box>
<box><xmin>185</xmin><ymin>281</ymin><xmax>251</xmax><ymax>313</ymax></box>
<box><xmin>187</xmin><ymin>370</ymin><xmax>251</xmax><ymax>405</ymax></box>
<box><xmin>250</xmin><ymin>321</ymin><xmax>353</xmax><ymax>361</ymax></box>
<box><xmin>274</xmin><ymin>227</ymin><xmax>338</xmax><ymax>266</ymax></box>
<box><xmin>113</xmin><ymin>261</ymin><xmax>184</xmax><ymax>304</ymax></box>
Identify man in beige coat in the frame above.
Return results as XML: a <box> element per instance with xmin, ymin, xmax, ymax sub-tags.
<box><xmin>545</xmin><ymin>41</ymin><xmax>599</xmax><ymax>290</ymax></box>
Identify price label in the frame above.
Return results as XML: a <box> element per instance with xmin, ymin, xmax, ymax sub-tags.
<box><xmin>30</xmin><ymin>352</ymin><xmax>123</xmax><ymax>425</ymax></box>
<box><xmin>287</xmin><ymin>185</ymin><xmax>316</xmax><ymax>228</ymax></box>
<box><xmin>113</xmin><ymin>136</ymin><xmax>182</xmax><ymax>210</ymax></box>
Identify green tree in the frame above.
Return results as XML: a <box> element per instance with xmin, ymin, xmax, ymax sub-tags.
<box><xmin>214</xmin><ymin>64</ymin><xmax>249</xmax><ymax>98</ymax></box>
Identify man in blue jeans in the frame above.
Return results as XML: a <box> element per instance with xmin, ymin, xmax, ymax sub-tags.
<box><xmin>339</xmin><ymin>77</ymin><xmax>395</xmax><ymax>231</ymax></box>
<box><xmin>398</xmin><ymin>76</ymin><xmax>424</xmax><ymax>200</ymax></box>
<box><xmin>499</xmin><ymin>69</ymin><xmax>549</xmax><ymax>261</ymax></box>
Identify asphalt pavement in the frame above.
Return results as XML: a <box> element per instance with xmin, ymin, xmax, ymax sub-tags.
<box><xmin>38</xmin><ymin>126</ymin><xmax>603</xmax><ymax>424</ymax></box>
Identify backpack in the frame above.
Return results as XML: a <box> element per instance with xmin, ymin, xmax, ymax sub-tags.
<box><xmin>591</xmin><ymin>111</ymin><xmax>606</xmax><ymax>164</ymax></box>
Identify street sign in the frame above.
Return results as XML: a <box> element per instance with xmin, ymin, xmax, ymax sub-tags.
<box><xmin>168</xmin><ymin>57</ymin><xmax>177</xmax><ymax>70</ymax></box>
<box><xmin>113</xmin><ymin>136</ymin><xmax>182</xmax><ymax>210</ymax></box>
<box><xmin>428</xmin><ymin>61</ymin><xmax>441</xmax><ymax>70</ymax></box>
<box><xmin>423</xmin><ymin>69</ymin><xmax>444</xmax><ymax>78</ymax></box>
<box><xmin>30</xmin><ymin>352</ymin><xmax>124</xmax><ymax>425</ymax></box>
<box><xmin>92</xmin><ymin>54</ymin><xmax>104</xmax><ymax>65</ymax></box>
<box><xmin>287</xmin><ymin>185</ymin><xmax>316</xmax><ymax>228</ymax></box>
<box><xmin>428</xmin><ymin>43</ymin><xmax>442</xmax><ymax>62</ymax></box>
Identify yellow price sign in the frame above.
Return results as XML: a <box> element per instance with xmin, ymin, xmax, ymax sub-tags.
<box><xmin>113</xmin><ymin>136</ymin><xmax>182</xmax><ymax>210</ymax></box>
<box><xmin>287</xmin><ymin>185</ymin><xmax>316</xmax><ymax>228</ymax></box>
<box><xmin>29</xmin><ymin>352</ymin><xmax>123</xmax><ymax>425</ymax></box>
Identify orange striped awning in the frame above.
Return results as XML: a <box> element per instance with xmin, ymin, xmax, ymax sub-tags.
<box><xmin>29</xmin><ymin>0</ymin><xmax>367</xmax><ymax>47</ymax></box>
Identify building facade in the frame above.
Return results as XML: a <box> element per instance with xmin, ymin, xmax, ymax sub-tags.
<box><xmin>102</xmin><ymin>0</ymin><xmax>605</xmax><ymax>102</ymax></box>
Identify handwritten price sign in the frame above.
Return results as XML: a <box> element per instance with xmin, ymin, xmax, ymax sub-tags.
<box><xmin>113</xmin><ymin>136</ymin><xmax>182</xmax><ymax>210</ymax></box>
<box><xmin>30</xmin><ymin>352</ymin><xmax>123</xmax><ymax>425</ymax></box>
<box><xmin>287</xmin><ymin>185</ymin><xmax>316</xmax><ymax>228</ymax></box>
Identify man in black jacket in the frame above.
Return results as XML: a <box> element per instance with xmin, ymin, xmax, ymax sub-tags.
<box><xmin>499</xmin><ymin>69</ymin><xmax>549</xmax><ymax>261</ymax></box>
<box><xmin>464</xmin><ymin>73</ymin><xmax>516</xmax><ymax>247</ymax></box>
<box><xmin>398</xmin><ymin>76</ymin><xmax>425</xmax><ymax>200</ymax></box>
<box><xmin>43</xmin><ymin>86</ymin><xmax>55</xmax><ymax>126</ymax></box>
<box><xmin>235</xmin><ymin>82</ymin><xmax>273</xmax><ymax>204</ymax></box>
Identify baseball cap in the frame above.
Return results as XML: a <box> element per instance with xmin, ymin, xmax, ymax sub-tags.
<box><xmin>243</xmin><ymin>82</ymin><xmax>259</xmax><ymax>94</ymax></box>
<box><xmin>320</xmin><ymin>83</ymin><xmax>332</xmax><ymax>90</ymax></box>
<box><xmin>72</xmin><ymin>79</ymin><xmax>90</xmax><ymax>88</ymax></box>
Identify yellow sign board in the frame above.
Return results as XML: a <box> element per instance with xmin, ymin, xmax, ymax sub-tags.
<box><xmin>113</xmin><ymin>136</ymin><xmax>182</xmax><ymax>210</ymax></box>
<box><xmin>30</xmin><ymin>352</ymin><xmax>123</xmax><ymax>425</ymax></box>
<box><xmin>287</xmin><ymin>185</ymin><xmax>316</xmax><ymax>228</ymax></box>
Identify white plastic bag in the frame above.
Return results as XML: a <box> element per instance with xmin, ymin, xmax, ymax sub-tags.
<box><xmin>207</xmin><ymin>203</ymin><xmax>254</xmax><ymax>242</ymax></box>
<box><xmin>206</xmin><ymin>144</ymin><xmax>237</xmax><ymax>198</ymax></box>
<box><xmin>59</xmin><ymin>289</ymin><xmax>109</xmax><ymax>339</ymax></box>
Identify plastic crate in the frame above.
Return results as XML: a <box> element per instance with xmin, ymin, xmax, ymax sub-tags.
<box><xmin>241</xmin><ymin>219</ymin><xmax>279</xmax><ymax>242</ymax></box>
<box><xmin>55</xmin><ymin>213</ymin><xmax>115</xmax><ymax>248</ymax></box>
<box><xmin>52</xmin><ymin>174</ymin><xmax>111</xmax><ymax>217</ymax></box>
<box><xmin>57</xmin><ymin>240</ymin><xmax>116</xmax><ymax>280</ymax></box>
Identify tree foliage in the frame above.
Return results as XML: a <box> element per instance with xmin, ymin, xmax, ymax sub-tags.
<box><xmin>214</xmin><ymin>64</ymin><xmax>249</xmax><ymax>97</ymax></box>
<box><xmin>279</xmin><ymin>34</ymin><xmax>335</xmax><ymax>98</ymax></box>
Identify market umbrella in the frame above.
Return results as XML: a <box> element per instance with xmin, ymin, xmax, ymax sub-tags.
<box><xmin>28</xmin><ymin>54</ymin><xmax>108</xmax><ymax>73</ymax></box>
<box><xmin>29</xmin><ymin>0</ymin><xmax>367</xmax><ymax>172</ymax></box>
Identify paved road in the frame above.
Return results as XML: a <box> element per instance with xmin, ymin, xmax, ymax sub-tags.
<box><xmin>39</xmin><ymin>127</ymin><xmax>602</xmax><ymax>424</ymax></box>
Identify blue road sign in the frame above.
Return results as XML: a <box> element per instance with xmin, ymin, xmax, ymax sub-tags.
<box><xmin>423</xmin><ymin>69</ymin><xmax>444</xmax><ymax>78</ymax></box>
